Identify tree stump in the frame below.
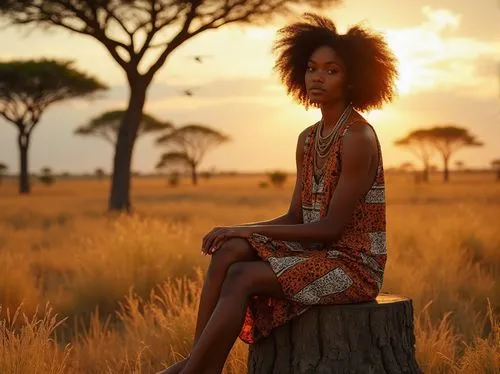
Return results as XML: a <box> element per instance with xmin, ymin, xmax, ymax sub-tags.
<box><xmin>247</xmin><ymin>293</ymin><xmax>421</xmax><ymax>374</ymax></box>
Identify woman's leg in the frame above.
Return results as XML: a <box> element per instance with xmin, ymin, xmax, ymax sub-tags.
<box><xmin>157</xmin><ymin>238</ymin><xmax>257</xmax><ymax>374</ymax></box>
<box><xmin>180</xmin><ymin>261</ymin><xmax>285</xmax><ymax>374</ymax></box>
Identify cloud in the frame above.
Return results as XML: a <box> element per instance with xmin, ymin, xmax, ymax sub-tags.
<box><xmin>385</xmin><ymin>6</ymin><xmax>500</xmax><ymax>96</ymax></box>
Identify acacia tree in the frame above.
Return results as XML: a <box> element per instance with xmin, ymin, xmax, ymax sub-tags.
<box><xmin>75</xmin><ymin>109</ymin><xmax>173</xmax><ymax>146</ymax></box>
<box><xmin>394</xmin><ymin>129</ymin><xmax>435</xmax><ymax>182</ymax></box>
<box><xmin>0</xmin><ymin>0</ymin><xmax>341</xmax><ymax>211</ymax></box>
<box><xmin>0</xmin><ymin>59</ymin><xmax>106</xmax><ymax>194</ymax></box>
<box><xmin>427</xmin><ymin>125</ymin><xmax>483</xmax><ymax>182</ymax></box>
<box><xmin>0</xmin><ymin>162</ymin><xmax>7</xmax><ymax>184</ymax></box>
<box><xmin>491</xmin><ymin>159</ymin><xmax>500</xmax><ymax>181</ymax></box>
<box><xmin>156</xmin><ymin>124</ymin><xmax>229</xmax><ymax>185</ymax></box>
<box><xmin>454</xmin><ymin>160</ymin><xmax>465</xmax><ymax>171</ymax></box>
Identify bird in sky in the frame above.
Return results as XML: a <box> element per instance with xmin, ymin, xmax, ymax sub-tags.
<box><xmin>187</xmin><ymin>55</ymin><xmax>212</xmax><ymax>63</ymax></box>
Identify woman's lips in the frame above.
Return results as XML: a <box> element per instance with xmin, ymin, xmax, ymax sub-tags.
<box><xmin>309</xmin><ymin>88</ymin><xmax>325</xmax><ymax>93</ymax></box>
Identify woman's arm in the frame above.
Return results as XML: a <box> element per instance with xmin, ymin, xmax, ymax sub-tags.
<box><xmin>204</xmin><ymin>123</ymin><xmax>378</xmax><ymax>253</ymax></box>
<box><xmin>201</xmin><ymin>128</ymin><xmax>310</xmax><ymax>254</ymax></box>
<box><xmin>245</xmin><ymin>122</ymin><xmax>377</xmax><ymax>243</ymax></box>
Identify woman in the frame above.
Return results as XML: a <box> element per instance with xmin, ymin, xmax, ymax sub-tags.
<box><xmin>160</xmin><ymin>12</ymin><xmax>398</xmax><ymax>374</ymax></box>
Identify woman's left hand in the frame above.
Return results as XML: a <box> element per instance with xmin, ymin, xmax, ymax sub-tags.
<box><xmin>201</xmin><ymin>226</ymin><xmax>253</xmax><ymax>255</ymax></box>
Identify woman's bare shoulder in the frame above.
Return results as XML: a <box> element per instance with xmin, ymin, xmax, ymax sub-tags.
<box><xmin>299</xmin><ymin>121</ymin><xmax>318</xmax><ymax>140</ymax></box>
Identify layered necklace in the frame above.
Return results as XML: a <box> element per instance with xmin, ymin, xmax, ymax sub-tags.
<box><xmin>313</xmin><ymin>105</ymin><xmax>353</xmax><ymax>181</ymax></box>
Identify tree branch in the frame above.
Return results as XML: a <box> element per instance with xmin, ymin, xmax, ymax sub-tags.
<box><xmin>145</xmin><ymin>0</ymin><xmax>208</xmax><ymax>80</ymax></box>
<box><xmin>0</xmin><ymin>109</ymin><xmax>18</xmax><ymax>126</ymax></box>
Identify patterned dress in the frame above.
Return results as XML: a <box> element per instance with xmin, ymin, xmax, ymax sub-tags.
<box><xmin>239</xmin><ymin>115</ymin><xmax>387</xmax><ymax>344</ymax></box>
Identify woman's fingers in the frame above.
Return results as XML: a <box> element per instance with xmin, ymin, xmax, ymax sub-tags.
<box><xmin>201</xmin><ymin>229</ymin><xmax>215</xmax><ymax>252</ymax></box>
<box><xmin>209</xmin><ymin>234</ymin><xmax>227</xmax><ymax>254</ymax></box>
<box><xmin>202</xmin><ymin>229</ymin><xmax>224</xmax><ymax>255</ymax></box>
<box><xmin>201</xmin><ymin>227</ymin><xmax>220</xmax><ymax>254</ymax></box>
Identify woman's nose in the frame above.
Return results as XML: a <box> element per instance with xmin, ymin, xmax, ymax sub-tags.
<box><xmin>312</xmin><ymin>72</ymin><xmax>325</xmax><ymax>82</ymax></box>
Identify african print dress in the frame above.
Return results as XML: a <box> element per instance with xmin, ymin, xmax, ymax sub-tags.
<box><xmin>239</xmin><ymin>116</ymin><xmax>387</xmax><ymax>344</ymax></box>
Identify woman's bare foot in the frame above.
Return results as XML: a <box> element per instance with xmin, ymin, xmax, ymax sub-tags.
<box><xmin>156</xmin><ymin>357</ymin><xmax>189</xmax><ymax>374</ymax></box>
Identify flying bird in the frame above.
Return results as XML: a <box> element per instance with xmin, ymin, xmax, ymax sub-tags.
<box><xmin>187</xmin><ymin>55</ymin><xmax>212</xmax><ymax>64</ymax></box>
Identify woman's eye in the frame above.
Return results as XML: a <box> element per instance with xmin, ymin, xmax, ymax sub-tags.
<box><xmin>307</xmin><ymin>66</ymin><xmax>314</xmax><ymax>72</ymax></box>
<box><xmin>328</xmin><ymin>69</ymin><xmax>337</xmax><ymax>74</ymax></box>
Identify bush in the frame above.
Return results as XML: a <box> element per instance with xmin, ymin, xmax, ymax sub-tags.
<box><xmin>267</xmin><ymin>171</ymin><xmax>287</xmax><ymax>188</ymax></box>
<box><xmin>39</xmin><ymin>167</ymin><xmax>55</xmax><ymax>186</ymax></box>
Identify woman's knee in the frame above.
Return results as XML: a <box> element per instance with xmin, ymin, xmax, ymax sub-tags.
<box><xmin>209</xmin><ymin>238</ymin><xmax>255</xmax><ymax>271</ymax></box>
<box><xmin>220</xmin><ymin>262</ymin><xmax>253</xmax><ymax>296</ymax></box>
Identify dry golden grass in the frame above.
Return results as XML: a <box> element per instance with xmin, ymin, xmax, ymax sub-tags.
<box><xmin>0</xmin><ymin>172</ymin><xmax>499</xmax><ymax>373</ymax></box>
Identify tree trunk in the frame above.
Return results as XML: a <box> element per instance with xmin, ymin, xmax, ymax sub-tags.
<box><xmin>443</xmin><ymin>156</ymin><xmax>449</xmax><ymax>182</ymax></box>
<box><xmin>191</xmin><ymin>164</ymin><xmax>198</xmax><ymax>185</ymax></box>
<box><xmin>18</xmin><ymin>133</ymin><xmax>30</xmax><ymax>194</ymax></box>
<box><xmin>247</xmin><ymin>293</ymin><xmax>422</xmax><ymax>374</ymax></box>
<box><xmin>422</xmin><ymin>165</ymin><xmax>429</xmax><ymax>183</ymax></box>
<box><xmin>108</xmin><ymin>77</ymin><xmax>148</xmax><ymax>212</ymax></box>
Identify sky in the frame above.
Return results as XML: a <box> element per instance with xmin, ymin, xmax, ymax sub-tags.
<box><xmin>0</xmin><ymin>0</ymin><xmax>499</xmax><ymax>174</ymax></box>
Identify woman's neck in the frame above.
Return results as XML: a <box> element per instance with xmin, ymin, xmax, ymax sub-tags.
<box><xmin>320</xmin><ymin>100</ymin><xmax>349</xmax><ymax>134</ymax></box>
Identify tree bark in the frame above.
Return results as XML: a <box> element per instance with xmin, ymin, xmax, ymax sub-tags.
<box><xmin>247</xmin><ymin>293</ymin><xmax>422</xmax><ymax>374</ymax></box>
<box><xmin>443</xmin><ymin>156</ymin><xmax>449</xmax><ymax>182</ymax></box>
<box><xmin>422</xmin><ymin>165</ymin><xmax>429</xmax><ymax>183</ymax></box>
<box><xmin>18</xmin><ymin>132</ymin><xmax>30</xmax><ymax>194</ymax></box>
<box><xmin>108</xmin><ymin>77</ymin><xmax>148</xmax><ymax>212</ymax></box>
<box><xmin>191</xmin><ymin>164</ymin><xmax>198</xmax><ymax>185</ymax></box>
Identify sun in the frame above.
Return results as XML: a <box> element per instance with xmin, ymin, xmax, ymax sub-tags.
<box><xmin>385</xmin><ymin>31</ymin><xmax>435</xmax><ymax>96</ymax></box>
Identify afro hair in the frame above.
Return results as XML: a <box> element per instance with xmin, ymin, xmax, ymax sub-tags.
<box><xmin>272</xmin><ymin>13</ymin><xmax>399</xmax><ymax>111</ymax></box>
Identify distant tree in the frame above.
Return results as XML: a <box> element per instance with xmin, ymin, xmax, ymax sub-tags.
<box><xmin>60</xmin><ymin>171</ymin><xmax>71</xmax><ymax>179</ymax></box>
<box><xmin>39</xmin><ymin>166</ymin><xmax>55</xmax><ymax>186</ymax></box>
<box><xmin>0</xmin><ymin>162</ymin><xmax>7</xmax><ymax>184</ymax></box>
<box><xmin>455</xmin><ymin>160</ymin><xmax>465</xmax><ymax>171</ymax></box>
<box><xmin>75</xmin><ymin>110</ymin><xmax>173</xmax><ymax>146</ymax></box>
<box><xmin>0</xmin><ymin>0</ymin><xmax>343</xmax><ymax>211</ymax></box>
<box><xmin>156</xmin><ymin>125</ymin><xmax>229</xmax><ymax>185</ymax></box>
<box><xmin>394</xmin><ymin>129</ymin><xmax>435</xmax><ymax>182</ymax></box>
<box><xmin>492</xmin><ymin>159</ymin><xmax>500</xmax><ymax>181</ymax></box>
<box><xmin>399</xmin><ymin>161</ymin><xmax>414</xmax><ymax>172</ymax></box>
<box><xmin>427</xmin><ymin>126</ymin><xmax>483</xmax><ymax>182</ymax></box>
<box><xmin>268</xmin><ymin>170</ymin><xmax>288</xmax><ymax>188</ymax></box>
<box><xmin>0</xmin><ymin>59</ymin><xmax>106</xmax><ymax>194</ymax></box>
<box><xmin>95</xmin><ymin>168</ymin><xmax>106</xmax><ymax>180</ymax></box>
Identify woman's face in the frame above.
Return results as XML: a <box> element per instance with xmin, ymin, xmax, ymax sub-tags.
<box><xmin>305</xmin><ymin>45</ymin><xmax>347</xmax><ymax>106</ymax></box>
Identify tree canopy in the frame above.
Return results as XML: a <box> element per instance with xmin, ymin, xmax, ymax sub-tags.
<box><xmin>0</xmin><ymin>0</ymin><xmax>340</xmax><ymax>78</ymax></box>
<box><xmin>426</xmin><ymin>126</ymin><xmax>483</xmax><ymax>156</ymax></box>
<box><xmin>156</xmin><ymin>124</ymin><xmax>229</xmax><ymax>184</ymax></box>
<box><xmin>426</xmin><ymin>125</ymin><xmax>483</xmax><ymax>182</ymax></box>
<box><xmin>0</xmin><ymin>58</ymin><xmax>106</xmax><ymax>193</ymax></box>
<box><xmin>75</xmin><ymin>109</ymin><xmax>173</xmax><ymax>145</ymax></box>
<box><xmin>395</xmin><ymin>125</ymin><xmax>483</xmax><ymax>183</ymax></box>
<box><xmin>394</xmin><ymin>129</ymin><xmax>435</xmax><ymax>182</ymax></box>
<box><xmin>0</xmin><ymin>59</ymin><xmax>106</xmax><ymax>133</ymax></box>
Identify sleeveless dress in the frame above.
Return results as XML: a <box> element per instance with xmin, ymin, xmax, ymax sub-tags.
<box><xmin>239</xmin><ymin>115</ymin><xmax>387</xmax><ymax>344</ymax></box>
